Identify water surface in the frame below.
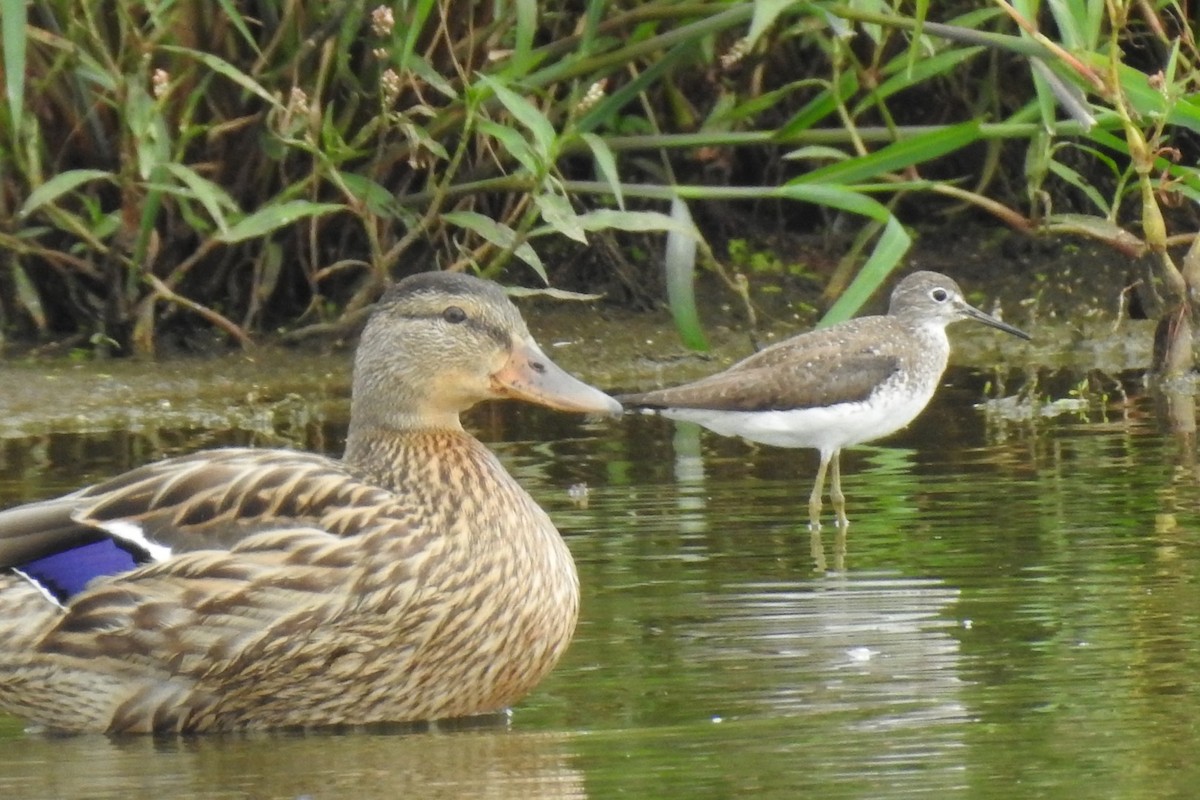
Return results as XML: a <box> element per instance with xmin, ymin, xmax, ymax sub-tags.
<box><xmin>2</xmin><ymin>365</ymin><xmax>1199</xmax><ymax>799</ymax></box>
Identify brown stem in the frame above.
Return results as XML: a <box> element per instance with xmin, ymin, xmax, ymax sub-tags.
<box><xmin>144</xmin><ymin>274</ymin><xmax>254</xmax><ymax>349</ymax></box>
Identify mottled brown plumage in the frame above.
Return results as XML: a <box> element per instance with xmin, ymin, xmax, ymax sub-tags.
<box><xmin>0</xmin><ymin>271</ymin><xmax>620</xmax><ymax>733</ymax></box>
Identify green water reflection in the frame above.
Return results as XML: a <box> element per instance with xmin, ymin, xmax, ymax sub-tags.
<box><xmin>3</xmin><ymin>370</ymin><xmax>1200</xmax><ymax>799</ymax></box>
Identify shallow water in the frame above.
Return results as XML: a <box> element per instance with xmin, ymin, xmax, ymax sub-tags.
<box><xmin>3</xmin><ymin>365</ymin><xmax>1200</xmax><ymax>799</ymax></box>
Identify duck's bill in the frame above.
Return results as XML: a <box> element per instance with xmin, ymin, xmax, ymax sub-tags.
<box><xmin>491</xmin><ymin>339</ymin><xmax>623</xmax><ymax>416</ymax></box>
<box><xmin>960</xmin><ymin>303</ymin><xmax>1031</xmax><ymax>341</ymax></box>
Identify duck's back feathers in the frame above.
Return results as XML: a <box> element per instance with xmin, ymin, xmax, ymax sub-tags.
<box><xmin>0</xmin><ymin>449</ymin><xmax>391</xmax><ymax>607</ymax></box>
<box><xmin>0</xmin><ymin>437</ymin><xmax>579</xmax><ymax>733</ymax></box>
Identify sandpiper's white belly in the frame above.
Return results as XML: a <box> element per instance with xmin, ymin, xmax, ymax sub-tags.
<box><xmin>661</xmin><ymin>381</ymin><xmax>937</xmax><ymax>453</ymax></box>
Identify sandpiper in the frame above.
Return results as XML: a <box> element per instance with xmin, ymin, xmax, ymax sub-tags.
<box><xmin>618</xmin><ymin>271</ymin><xmax>1030</xmax><ymax>530</ymax></box>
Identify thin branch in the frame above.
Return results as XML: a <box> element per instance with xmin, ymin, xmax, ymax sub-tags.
<box><xmin>144</xmin><ymin>274</ymin><xmax>254</xmax><ymax>349</ymax></box>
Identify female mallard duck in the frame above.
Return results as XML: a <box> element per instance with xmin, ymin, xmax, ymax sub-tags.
<box><xmin>0</xmin><ymin>271</ymin><xmax>621</xmax><ymax>733</ymax></box>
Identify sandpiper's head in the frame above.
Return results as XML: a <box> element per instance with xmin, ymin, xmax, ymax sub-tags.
<box><xmin>889</xmin><ymin>271</ymin><xmax>1030</xmax><ymax>340</ymax></box>
<box><xmin>350</xmin><ymin>271</ymin><xmax>621</xmax><ymax>432</ymax></box>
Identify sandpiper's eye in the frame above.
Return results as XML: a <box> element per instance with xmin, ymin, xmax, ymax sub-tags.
<box><xmin>442</xmin><ymin>305</ymin><xmax>467</xmax><ymax>324</ymax></box>
<box><xmin>930</xmin><ymin>288</ymin><xmax>949</xmax><ymax>303</ymax></box>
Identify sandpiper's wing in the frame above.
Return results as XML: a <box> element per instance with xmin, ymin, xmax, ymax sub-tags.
<box><xmin>621</xmin><ymin>317</ymin><xmax>903</xmax><ymax>412</ymax></box>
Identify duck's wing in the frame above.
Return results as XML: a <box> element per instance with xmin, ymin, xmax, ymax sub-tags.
<box><xmin>621</xmin><ymin>319</ymin><xmax>902</xmax><ymax>412</ymax></box>
<box><xmin>0</xmin><ymin>448</ymin><xmax>391</xmax><ymax>605</ymax></box>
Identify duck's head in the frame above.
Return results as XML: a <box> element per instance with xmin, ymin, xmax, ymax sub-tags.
<box><xmin>350</xmin><ymin>271</ymin><xmax>622</xmax><ymax>433</ymax></box>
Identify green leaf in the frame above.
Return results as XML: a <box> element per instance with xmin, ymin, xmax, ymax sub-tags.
<box><xmin>773</xmin><ymin>183</ymin><xmax>894</xmax><ymax>222</ymax></box>
<box><xmin>1047</xmin><ymin>160</ymin><xmax>1112</xmax><ymax>217</ymax></box>
<box><xmin>477</xmin><ymin>74</ymin><xmax>556</xmax><ymax>160</ymax></box>
<box><xmin>398</xmin><ymin>0</ymin><xmax>439</xmax><ymax>75</ymax></box>
<box><xmin>715</xmin><ymin>78</ymin><xmax>825</xmax><ymax>126</ymax></box>
<box><xmin>789</xmin><ymin>121</ymin><xmax>980</xmax><ymax>186</ymax></box>
<box><xmin>214</xmin><ymin>0</ymin><xmax>263</xmax><ymax>54</ymax></box>
<box><xmin>218</xmin><ymin>200</ymin><xmax>344</xmax><ymax>244</ymax></box>
<box><xmin>10</xmin><ymin>261</ymin><xmax>47</xmax><ymax>332</ymax></box>
<box><xmin>664</xmin><ymin>198</ymin><xmax>708</xmax><ymax>351</ymax></box>
<box><xmin>1030</xmin><ymin>58</ymin><xmax>1096</xmax><ymax>130</ymax></box>
<box><xmin>162</xmin><ymin>163</ymin><xmax>241</xmax><ymax>233</ymax></box>
<box><xmin>159</xmin><ymin>45</ymin><xmax>281</xmax><ymax>108</ymax></box>
<box><xmin>477</xmin><ymin>119</ymin><xmax>543</xmax><ymax>175</ymax></box>
<box><xmin>19</xmin><ymin>169</ymin><xmax>115</xmax><ymax>218</ymax></box>
<box><xmin>534</xmin><ymin>192</ymin><xmax>587</xmax><ymax>243</ymax></box>
<box><xmin>442</xmin><ymin>210</ymin><xmax>547</xmax><ymax>283</ymax></box>
<box><xmin>125</xmin><ymin>83</ymin><xmax>171</xmax><ymax>179</ymax></box>
<box><xmin>782</xmin><ymin>145</ymin><xmax>853</xmax><ymax>163</ymax></box>
<box><xmin>400</xmin><ymin>53</ymin><xmax>458</xmax><ymax>100</ymax></box>
<box><xmin>1045</xmin><ymin>0</ymin><xmax>1104</xmax><ymax>50</ymax></box>
<box><xmin>776</xmin><ymin>71</ymin><xmax>859</xmax><ymax>137</ymax></box>
<box><xmin>1161</xmin><ymin>90</ymin><xmax>1200</xmax><ymax>135</ymax></box>
<box><xmin>337</xmin><ymin>172</ymin><xmax>405</xmax><ymax>217</ymax></box>
<box><xmin>572</xmin><ymin>209</ymin><xmax>700</xmax><ymax>238</ymax></box>
<box><xmin>580</xmin><ymin>133</ymin><xmax>624</xmax><ymax>210</ymax></box>
<box><xmin>256</xmin><ymin>241</ymin><xmax>284</xmax><ymax>303</ymax></box>
<box><xmin>3</xmin><ymin>0</ymin><xmax>26</xmax><ymax>131</ymax></box>
<box><xmin>746</xmin><ymin>0</ymin><xmax>797</xmax><ymax>50</ymax></box>
<box><xmin>852</xmin><ymin>46</ymin><xmax>985</xmax><ymax>117</ymax></box>
<box><xmin>513</xmin><ymin>0</ymin><xmax>537</xmax><ymax>71</ymax></box>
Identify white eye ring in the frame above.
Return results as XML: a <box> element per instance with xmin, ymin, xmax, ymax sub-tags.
<box><xmin>930</xmin><ymin>288</ymin><xmax>949</xmax><ymax>303</ymax></box>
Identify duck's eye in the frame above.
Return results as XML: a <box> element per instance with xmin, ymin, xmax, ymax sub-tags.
<box><xmin>930</xmin><ymin>288</ymin><xmax>949</xmax><ymax>303</ymax></box>
<box><xmin>442</xmin><ymin>306</ymin><xmax>468</xmax><ymax>324</ymax></box>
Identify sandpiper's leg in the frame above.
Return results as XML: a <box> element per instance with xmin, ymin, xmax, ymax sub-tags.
<box><xmin>808</xmin><ymin>451</ymin><xmax>830</xmax><ymax>531</ymax></box>
<box><xmin>829</xmin><ymin>450</ymin><xmax>849</xmax><ymax>529</ymax></box>
<box><xmin>832</xmin><ymin>522</ymin><xmax>847</xmax><ymax>572</ymax></box>
<box><xmin>810</xmin><ymin>529</ymin><xmax>826</xmax><ymax>572</ymax></box>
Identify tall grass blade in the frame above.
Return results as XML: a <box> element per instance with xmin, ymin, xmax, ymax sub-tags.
<box><xmin>512</xmin><ymin>0</ymin><xmax>537</xmax><ymax>72</ymax></box>
<box><xmin>664</xmin><ymin>197</ymin><xmax>709</xmax><ymax>351</ymax></box>
<box><xmin>818</xmin><ymin>216</ymin><xmax>911</xmax><ymax>325</ymax></box>
<box><xmin>11</xmin><ymin>262</ymin><xmax>47</xmax><ymax>331</ymax></box>
<box><xmin>1031</xmin><ymin>58</ymin><xmax>1095</xmax><ymax>130</ymax></box>
<box><xmin>2</xmin><ymin>0</ymin><xmax>25</xmax><ymax>132</ymax></box>
<box><xmin>580</xmin><ymin>133</ymin><xmax>625</xmax><ymax>210</ymax></box>
<box><xmin>398</xmin><ymin>0</ymin><xmax>438</xmax><ymax>70</ymax></box>
<box><xmin>214</xmin><ymin>0</ymin><xmax>263</xmax><ymax>55</ymax></box>
<box><xmin>790</xmin><ymin>121</ymin><xmax>980</xmax><ymax>185</ymax></box>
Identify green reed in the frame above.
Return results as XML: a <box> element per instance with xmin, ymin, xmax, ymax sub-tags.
<box><xmin>0</xmin><ymin>1</ymin><xmax>1196</xmax><ymax>356</ymax></box>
